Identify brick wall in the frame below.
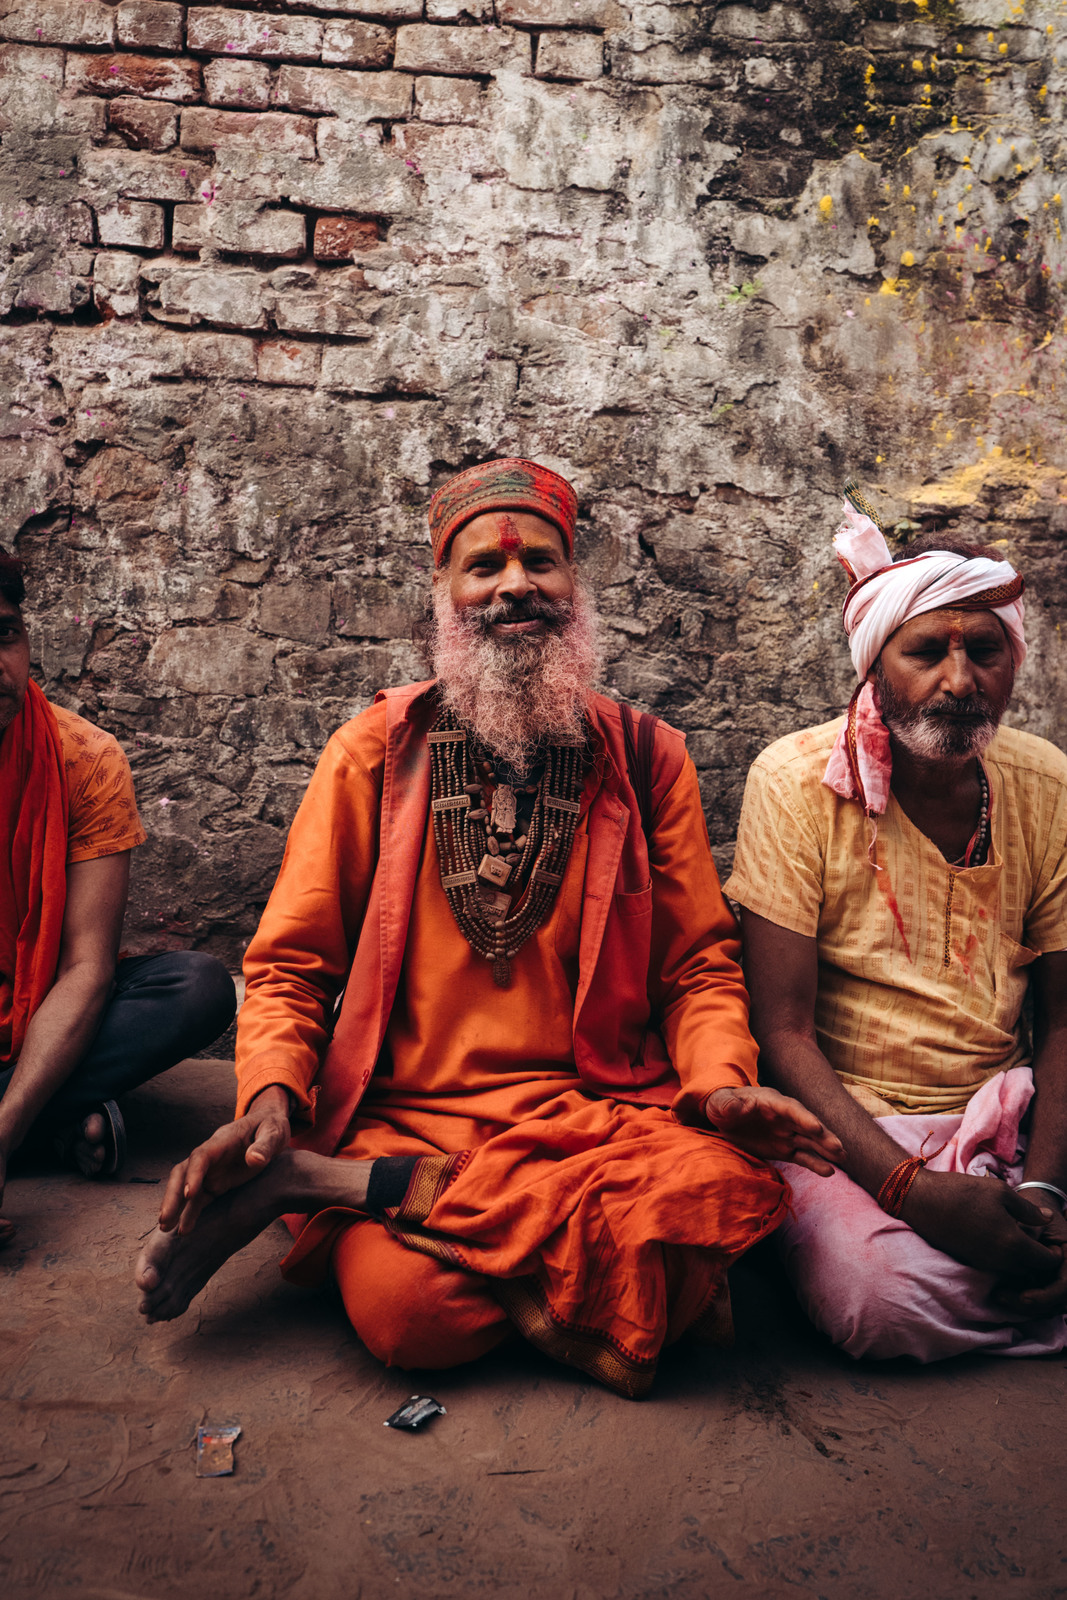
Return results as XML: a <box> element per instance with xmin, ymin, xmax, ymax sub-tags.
<box><xmin>2</xmin><ymin>0</ymin><xmax>1067</xmax><ymax>962</ymax></box>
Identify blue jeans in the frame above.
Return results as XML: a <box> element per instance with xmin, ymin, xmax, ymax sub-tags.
<box><xmin>0</xmin><ymin>951</ymin><xmax>237</xmax><ymax>1131</ymax></box>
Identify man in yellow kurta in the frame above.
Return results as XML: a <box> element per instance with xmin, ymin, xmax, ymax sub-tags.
<box><xmin>726</xmin><ymin>484</ymin><xmax>1067</xmax><ymax>1360</ymax></box>
<box><xmin>135</xmin><ymin>459</ymin><xmax>839</xmax><ymax>1396</ymax></box>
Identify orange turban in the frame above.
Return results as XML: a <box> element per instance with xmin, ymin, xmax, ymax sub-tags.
<box><xmin>427</xmin><ymin>458</ymin><xmax>578</xmax><ymax>567</ymax></box>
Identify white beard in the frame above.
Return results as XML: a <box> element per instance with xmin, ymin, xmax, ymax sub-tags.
<box><xmin>430</xmin><ymin>579</ymin><xmax>602</xmax><ymax>773</ymax></box>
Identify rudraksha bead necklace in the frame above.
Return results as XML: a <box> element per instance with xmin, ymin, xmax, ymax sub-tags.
<box><xmin>954</xmin><ymin>762</ymin><xmax>990</xmax><ymax>868</ymax></box>
<box><xmin>429</xmin><ymin>706</ymin><xmax>585</xmax><ymax>987</ymax></box>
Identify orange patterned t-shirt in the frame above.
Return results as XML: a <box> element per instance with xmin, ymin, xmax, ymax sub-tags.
<box><xmin>51</xmin><ymin>702</ymin><xmax>147</xmax><ymax>863</ymax></box>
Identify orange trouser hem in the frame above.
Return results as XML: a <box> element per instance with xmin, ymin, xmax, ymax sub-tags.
<box><xmin>284</xmin><ymin>1208</ymin><xmax>512</xmax><ymax>1370</ymax></box>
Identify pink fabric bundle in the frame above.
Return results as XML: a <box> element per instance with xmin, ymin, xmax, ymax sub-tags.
<box><xmin>776</xmin><ymin>1068</ymin><xmax>1067</xmax><ymax>1362</ymax></box>
<box><xmin>822</xmin><ymin>499</ymin><xmax>1027</xmax><ymax>818</ymax></box>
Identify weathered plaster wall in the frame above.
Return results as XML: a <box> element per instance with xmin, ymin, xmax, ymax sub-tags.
<box><xmin>2</xmin><ymin>0</ymin><xmax>1066</xmax><ymax>961</ymax></box>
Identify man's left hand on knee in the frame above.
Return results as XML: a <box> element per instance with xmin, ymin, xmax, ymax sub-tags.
<box><xmin>994</xmin><ymin>1203</ymin><xmax>1067</xmax><ymax>1315</ymax></box>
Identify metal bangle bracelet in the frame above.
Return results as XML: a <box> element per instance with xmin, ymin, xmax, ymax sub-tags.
<box><xmin>1016</xmin><ymin>1180</ymin><xmax>1067</xmax><ymax>1212</ymax></box>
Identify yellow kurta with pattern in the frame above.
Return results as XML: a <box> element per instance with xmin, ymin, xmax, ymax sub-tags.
<box><xmin>724</xmin><ymin>720</ymin><xmax>1067</xmax><ymax>1116</ymax></box>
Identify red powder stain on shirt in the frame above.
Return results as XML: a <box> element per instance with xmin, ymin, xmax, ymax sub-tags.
<box><xmin>497</xmin><ymin>513</ymin><xmax>521</xmax><ymax>553</ymax></box>
<box><xmin>875</xmin><ymin>858</ymin><xmax>913</xmax><ymax>962</ymax></box>
<box><xmin>952</xmin><ymin>931</ymin><xmax>980</xmax><ymax>983</ymax></box>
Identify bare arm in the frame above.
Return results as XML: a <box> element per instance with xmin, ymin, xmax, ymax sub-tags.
<box><xmin>741</xmin><ymin>907</ymin><xmax>1059</xmax><ymax>1284</ymax></box>
<box><xmin>739</xmin><ymin>908</ymin><xmax>910</xmax><ymax>1192</ymax></box>
<box><xmin>0</xmin><ymin>853</ymin><xmax>130</xmax><ymax>1209</ymax></box>
<box><xmin>1021</xmin><ymin>953</ymin><xmax>1067</xmax><ymax>1189</ymax></box>
<box><xmin>645</xmin><ymin>751</ymin><xmax>841</xmax><ymax>1172</ymax></box>
<box><xmin>996</xmin><ymin>951</ymin><xmax>1067</xmax><ymax>1313</ymax></box>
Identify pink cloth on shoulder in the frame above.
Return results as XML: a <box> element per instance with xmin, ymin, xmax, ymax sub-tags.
<box><xmin>821</xmin><ymin>679</ymin><xmax>892</xmax><ymax>818</ymax></box>
<box><xmin>775</xmin><ymin>1068</ymin><xmax>1067</xmax><ymax>1362</ymax></box>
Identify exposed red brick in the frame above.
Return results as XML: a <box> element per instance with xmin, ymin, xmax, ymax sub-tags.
<box><xmin>116</xmin><ymin>2</ymin><xmax>184</xmax><ymax>53</ymax></box>
<box><xmin>0</xmin><ymin>0</ymin><xmax>115</xmax><ymax>48</ymax></box>
<box><xmin>67</xmin><ymin>54</ymin><xmax>203</xmax><ymax>103</ymax></box>
<box><xmin>322</xmin><ymin>18</ymin><xmax>393</xmax><ymax>69</ymax></box>
<box><xmin>313</xmin><ymin>216</ymin><xmax>383</xmax><ymax>261</ymax></box>
<box><xmin>186</xmin><ymin>7</ymin><xmax>323</xmax><ymax>62</ymax></box>
<box><xmin>180</xmin><ymin>107</ymin><xmax>317</xmax><ymax>160</ymax></box>
<box><xmin>108</xmin><ymin>97</ymin><xmax>178</xmax><ymax>151</ymax></box>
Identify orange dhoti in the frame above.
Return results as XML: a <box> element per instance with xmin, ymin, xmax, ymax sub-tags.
<box><xmin>281</xmin><ymin>1091</ymin><xmax>787</xmax><ymax>1398</ymax></box>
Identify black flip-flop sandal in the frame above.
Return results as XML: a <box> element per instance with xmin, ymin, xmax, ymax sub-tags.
<box><xmin>75</xmin><ymin>1099</ymin><xmax>127</xmax><ymax>1179</ymax></box>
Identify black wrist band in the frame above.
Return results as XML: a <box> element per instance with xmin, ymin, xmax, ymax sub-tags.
<box><xmin>366</xmin><ymin>1155</ymin><xmax>419</xmax><ymax>1215</ymax></box>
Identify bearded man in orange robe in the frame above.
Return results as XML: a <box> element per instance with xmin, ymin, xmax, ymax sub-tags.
<box><xmin>136</xmin><ymin>459</ymin><xmax>839</xmax><ymax>1396</ymax></box>
<box><xmin>0</xmin><ymin>553</ymin><xmax>236</xmax><ymax>1243</ymax></box>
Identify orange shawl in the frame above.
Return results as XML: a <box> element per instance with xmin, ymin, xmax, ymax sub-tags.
<box><xmin>0</xmin><ymin>682</ymin><xmax>68</xmax><ymax>1065</ymax></box>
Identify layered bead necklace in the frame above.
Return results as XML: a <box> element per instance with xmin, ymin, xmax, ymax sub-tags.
<box><xmin>428</xmin><ymin>706</ymin><xmax>585</xmax><ymax>987</ymax></box>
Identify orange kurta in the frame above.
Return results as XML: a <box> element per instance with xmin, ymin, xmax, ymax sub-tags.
<box><xmin>239</xmin><ymin>692</ymin><xmax>786</xmax><ymax>1395</ymax></box>
<box><xmin>347</xmin><ymin>762</ymin><xmax>594</xmax><ymax>1159</ymax></box>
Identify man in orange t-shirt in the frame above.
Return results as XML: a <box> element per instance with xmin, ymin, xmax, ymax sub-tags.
<box><xmin>136</xmin><ymin>460</ymin><xmax>840</xmax><ymax>1397</ymax></box>
<box><xmin>0</xmin><ymin>553</ymin><xmax>236</xmax><ymax>1244</ymax></box>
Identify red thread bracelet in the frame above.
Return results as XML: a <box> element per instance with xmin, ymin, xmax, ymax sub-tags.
<box><xmin>876</xmin><ymin>1135</ymin><xmax>949</xmax><ymax>1218</ymax></box>
<box><xmin>877</xmin><ymin>1156</ymin><xmax>925</xmax><ymax>1217</ymax></box>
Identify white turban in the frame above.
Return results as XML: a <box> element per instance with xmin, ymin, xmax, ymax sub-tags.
<box><xmin>834</xmin><ymin>502</ymin><xmax>1026</xmax><ymax>678</ymax></box>
<box><xmin>823</xmin><ymin>498</ymin><xmax>1026</xmax><ymax>827</ymax></box>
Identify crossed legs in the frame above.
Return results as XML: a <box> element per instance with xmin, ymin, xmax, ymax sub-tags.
<box><xmin>135</xmin><ymin>1150</ymin><xmax>511</xmax><ymax>1373</ymax></box>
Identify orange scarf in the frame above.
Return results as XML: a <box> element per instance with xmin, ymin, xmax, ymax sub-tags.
<box><xmin>0</xmin><ymin>682</ymin><xmax>68</xmax><ymax>1065</ymax></box>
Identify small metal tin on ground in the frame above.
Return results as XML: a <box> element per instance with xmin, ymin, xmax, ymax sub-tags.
<box><xmin>384</xmin><ymin>1396</ymin><xmax>446</xmax><ymax>1431</ymax></box>
<box><xmin>195</xmin><ymin>1423</ymin><xmax>241</xmax><ymax>1476</ymax></box>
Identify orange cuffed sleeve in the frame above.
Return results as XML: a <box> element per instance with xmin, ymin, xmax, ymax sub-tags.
<box><xmin>234</xmin><ymin>706</ymin><xmax>387</xmax><ymax>1121</ymax></box>
<box><xmin>644</xmin><ymin>750</ymin><xmax>760</xmax><ymax>1126</ymax></box>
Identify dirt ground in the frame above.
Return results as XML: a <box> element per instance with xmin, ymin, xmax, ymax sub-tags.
<box><xmin>3</xmin><ymin>1059</ymin><xmax>1066</xmax><ymax>1600</ymax></box>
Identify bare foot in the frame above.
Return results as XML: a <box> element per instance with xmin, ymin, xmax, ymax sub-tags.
<box><xmin>74</xmin><ymin>1111</ymin><xmax>107</xmax><ymax>1176</ymax></box>
<box><xmin>136</xmin><ymin>1164</ymin><xmax>289</xmax><ymax>1323</ymax></box>
<box><xmin>0</xmin><ymin>1216</ymin><xmax>15</xmax><ymax>1249</ymax></box>
<box><xmin>135</xmin><ymin>1149</ymin><xmax>373</xmax><ymax>1323</ymax></box>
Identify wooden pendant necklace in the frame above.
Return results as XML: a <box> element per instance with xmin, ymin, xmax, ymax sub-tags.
<box><xmin>429</xmin><ymin>706</ymin><xmax>585</xmax><ymax>986</ymax></box>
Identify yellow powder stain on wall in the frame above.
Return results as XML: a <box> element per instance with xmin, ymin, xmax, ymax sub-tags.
<box><xmin>819</xmin><ymin>195</ymin><xmax>833</xmax><ymax>218</ymax></box>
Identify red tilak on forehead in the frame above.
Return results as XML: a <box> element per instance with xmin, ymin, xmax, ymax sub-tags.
<box><xmin>496</xmin><ymin>513</ymin><xmax>521</xmax><ymax>553</ymax></box>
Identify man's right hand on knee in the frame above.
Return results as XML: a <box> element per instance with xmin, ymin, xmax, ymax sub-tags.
<box><xmin>158</xmin><ymin>1085</ymin><xmax>292</xmax><ymax>1237</ymax></box>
